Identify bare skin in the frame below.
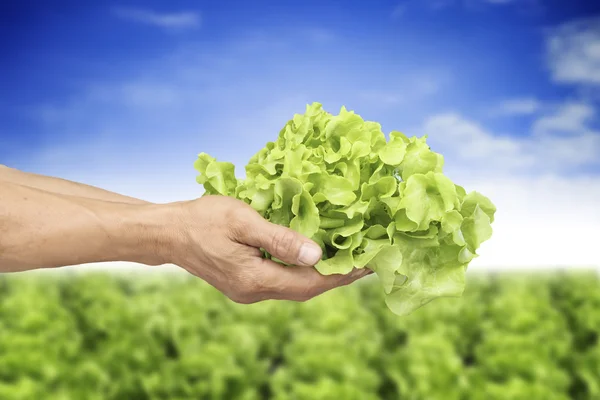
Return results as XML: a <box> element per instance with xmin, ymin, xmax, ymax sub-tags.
<box><xmin>0</xmin><ymin>164</ymin><xmax>150</xmax><ymax>204</ymax></box>
<box><xmin>0</xmin><ymin>165</ymin><xmax>370</xmax><ymax>304</ymax></box>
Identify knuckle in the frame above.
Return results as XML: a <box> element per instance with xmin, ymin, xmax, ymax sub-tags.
<box><xmin>271</xmin><ymin>230</ymin><xmax>297</xmax><ymax>257</ymax></box>
<box><xmin>230</xmin><ymin>206</ymin><xmax>249</xmax><ymax>223</ymax></box>
<box><xmin>226</xmin><ymin>208</ymin><xmax>256</xmax><ymax>241</ymax></box>
<box><xmin>244</xmin><ymin>276</ymin><xmax>265</xmax><ymax>294</ymax></box>
<box><xmin>222</xmin><ymin>200</ymin><xmax>241</xmax><ymax>220</ymax></box>
<box><xmin>238</xmin><ymin>269</ymin><xmax>266</xmax><ymax>291</ymax></box>
<box><xmin>226</xmin><ymin>210</ymin><xmax>247</xmax><ymax>232</ymax></box>
<box><xmin>227</xmin><ymin>272</ymin><xmax>268</xmax><ymax>304</ymax></box>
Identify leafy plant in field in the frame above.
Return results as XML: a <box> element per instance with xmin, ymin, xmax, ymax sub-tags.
<box><xmin>575</xmin><ymin>342</ymin><xmax>600</xmax><ymax>399</ymax></box>
<box><xmin>194</xmin><ymin>103</ymin><xmax>496</xmax><ymax>315</ymax></box>
<box><xmin>386</xmin><ymin>334</ymin><xmax>468</xmax><ymax>400</ymax></box>
<box><xmin>468</xmin><ymin>278</ymin><xmax>572</xmax><ymax>400</ymax></box>
<box><xmin>132</xmin><ymin>279</ymin><xmax>271</xmax><ymax>400</ymax></box>
<box><xmin>0</xmin><ymin>278</ymin><xmax>82</xmax><ymax>400</ymax></box>
<box><xmin>378</xmin><ymin>276</ymin><xmax>490</xmax><ymax>399</ymax></box>
<box><xmin>551</xmin><ymin>272</ymin><xmax>600</xmax><ymax>348</ymax></box>
<box><xmin>271</xmin><ymin>287</ymin><xmax>382</xmax><ymax>400</ymax></box>
<box><xmin>550</xmin><ymin>271</ymin><xmax>600</xmax><ymax>399</ymax></box>
<box><xmin>1</xmin><ymin>271</ymin><xmax>598</xmax><ymax>400</ymax></box>
<box><xmin>58</xmin><ymin>274</ymin><xmax>163</xmax><ymax>399</ymax></box>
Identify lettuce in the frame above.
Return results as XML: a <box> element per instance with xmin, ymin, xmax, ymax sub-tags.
<box><xmin>194</xmin><ymin>103</ymin><xmax>496</xmax><ymax>315</ymax></box>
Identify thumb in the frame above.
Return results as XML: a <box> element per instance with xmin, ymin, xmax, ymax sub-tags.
<box><xmin>239</xmin><ymin>215</ymin><xmax>323</xmax><ymax>267</ymax></box>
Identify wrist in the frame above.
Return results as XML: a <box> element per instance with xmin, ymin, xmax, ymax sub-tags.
<box><xmin>107</xmin><ymin>202</ymin><xmax>184</xmax><ymax>266</ymax></box>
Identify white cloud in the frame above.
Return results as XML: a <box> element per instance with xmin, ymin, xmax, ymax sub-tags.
<box><xmin>532</xmin><ymin>102</ymin><xmax>595</xmax><ymax>134</ymax></box>
<box><xmin>535</xmin><ymin>132</ymin><xmax>600</xmax><ymax>168</ymax></box>
<box><xmin>424</xmin><ymin>113</ymin><xmax>532</xmax><ymax>169</ymax></box>
<box><xmin>530</xmin><ymin>102</ymin><xmax>600</xmax><ymax>168</ymax></box>
<box><xmin>111</xmin><ymin>7</ymin><xmax>201</xmax><ymax>30</ymax></box>
<box><xmin>547</xmin><ymin>16</ymin><xmax>600</xmax><ymax>85</ymax></box>
<box><xmin>491</xmin><ymin>97</ymin><xmax>541</xmax><ymax>116</ymax></box>
<box><xmin>424</xmin><ymin>101</ymin><xmax>600</xmax><ymax>174</ymax></box>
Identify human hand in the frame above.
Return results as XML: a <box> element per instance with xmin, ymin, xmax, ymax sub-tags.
<box><xmin>161</xmin><ymin>195</ymin><xmax>372</xmax><ymax>304</ymax></box>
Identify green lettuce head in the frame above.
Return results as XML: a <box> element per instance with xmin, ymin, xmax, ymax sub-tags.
<box><xmin>194</xmin><ymin>103</ymin><xmax>496</xmax><ymax>315</ymax></box>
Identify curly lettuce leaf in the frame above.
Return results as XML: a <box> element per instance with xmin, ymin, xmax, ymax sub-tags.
<box><xmin>194</xmin><ymin>102</ymin><xmax>496</xmax><ymax>316</ymax></box>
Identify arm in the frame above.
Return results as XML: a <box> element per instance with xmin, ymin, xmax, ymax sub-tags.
<box><xmin>0</xmin><ymin>181</ymin><xmax>369</xmax><ymax>301</ymax></box>
<box><xmin>0</xmin><ymin>180</ymin><xmax>164</xmax><ymax>272</ymax></box>
<box><xmin>0</xmin><ymin>164</ymin><xmax>151</xmax><ymax>205</ymax></box>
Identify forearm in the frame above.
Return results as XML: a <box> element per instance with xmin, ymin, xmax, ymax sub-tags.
<box><xmin>0</xmin><ymin>181</ymin><xmax>175</xmax><ymax>272</ymax></box>
<box><xmin>0</xmin><ymin>164</ymin><xmax>151</xmax><ymax>205</ymax></box>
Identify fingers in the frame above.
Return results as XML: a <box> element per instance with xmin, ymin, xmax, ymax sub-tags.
<box><xmin>256</xmin><ymin>258</ymin><xmax>372</xmax><ymax>302</ymax></box>
<box><xmin>226</xmin><ymin>203</ymin><xmax>372</xmax><ymax>304</ymax></box>
<box><xmin>233</xmin><ymin>210</ymin><xmax>322</xmax><ymax>267</ymax></box>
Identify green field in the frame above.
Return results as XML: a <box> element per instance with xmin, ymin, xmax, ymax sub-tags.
<box><xmin>0</xmin><ymin>270</ymin><xmax>599</xmax><ymax>400</ymax></box>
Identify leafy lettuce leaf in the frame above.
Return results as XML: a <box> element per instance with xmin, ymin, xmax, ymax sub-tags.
<box><xmin>194</xmin><ymin>102</ymin><xmax>496</xmax><ymax>315</ymax></box>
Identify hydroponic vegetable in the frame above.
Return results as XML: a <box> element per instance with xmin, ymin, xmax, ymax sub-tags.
<box><xmin>193</xmin><ymin>103</ymin><xmax>496</xmax><ymax>315</ymax></box>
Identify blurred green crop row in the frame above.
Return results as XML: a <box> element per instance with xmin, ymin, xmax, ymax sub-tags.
<box><xmin>0</xmin><ymin>269</ymin><xmax>599</xmax><ymax>400</ymax></box>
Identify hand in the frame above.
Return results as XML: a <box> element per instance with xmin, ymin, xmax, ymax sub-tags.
<box><xmin>164</xmin><ymin>195</ymin><xmax>372</xmax><ymax>304</ymax></box>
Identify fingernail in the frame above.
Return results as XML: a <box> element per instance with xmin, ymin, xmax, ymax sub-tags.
<box><xmin>298</xmin><ymin>243</ymin><xmax>322</xmax><ymax>266</ymax></box>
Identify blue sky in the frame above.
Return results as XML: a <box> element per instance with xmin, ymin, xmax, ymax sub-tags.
<box><xmin>1</xmin><ymin>0</ymin><xmax>600</xmax><ymax>268</ymax></box>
